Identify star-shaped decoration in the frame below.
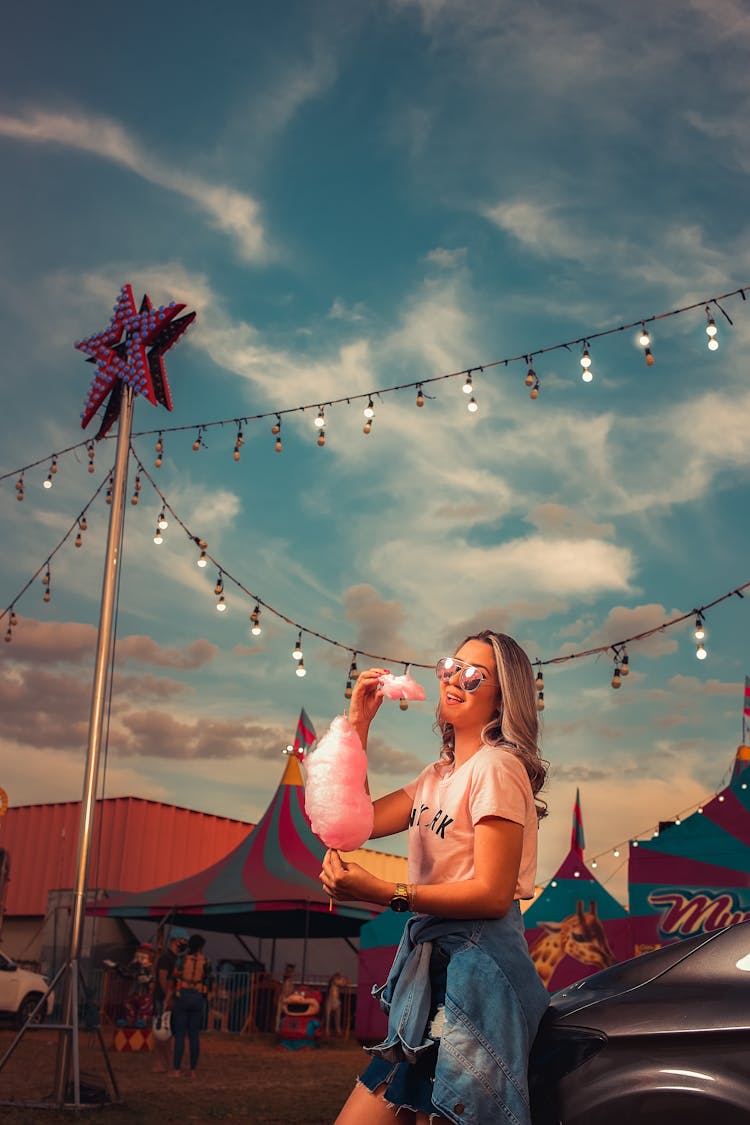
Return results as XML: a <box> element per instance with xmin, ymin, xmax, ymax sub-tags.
<box><xmin>76</xmin><ymin>284</ymin><xmax>196</xmax><ymax>438</ymax></box>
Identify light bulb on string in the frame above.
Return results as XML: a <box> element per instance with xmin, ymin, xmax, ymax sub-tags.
<box><xmin>43</xmin><ymin>457</ymin><xmax>57</xmax><ymax>489</ymax></box>
<box><xmin>611</xmin><ymin>665</ymin><xmax>622</xmax><ymax>690</ymax></box>
<box><xmin>363</xmin><ymin>398</ymin><xmax>375</xmax><ymax>419</ymax></box>
<box><xmin>344</xmin><ymin>678</ymin><xmax>353</xmax><ymax>699</ymax></box>
<box><xmin>155</xmin><ymin>433</ymin><xmax>163</xmax><ymax>468</ymax></box>
<box><xmin>130</xmin><ymin>474</ymin><xmax>141</xmax><ymax>506</ymax></box>
<box><xmin>314</xmin><ymin>408</ymin><xmax>326</xmax><ymax>429</ymax></box>
<box><xmin>75</xmin><ymin>528</ymin><xmax>83</xmax><ymax>549</ymax></box>
<box><xmin>529</xmin><ymin>375</ymin><xmax>540</xmax><ymax>400</ymax></box>
<box><xmin>292</xmin><ymin>632</ymin><xmax>304</xmax><ymax>661</ymax></box>
<box><xmin>153</xmin><ymin>525</ymin><xmax>164</xmax><ymax>545</ymax></box>
<box><xmin>536</xmin><ymin>691</ymin><xmax>545</xmax><ymax>712</ymax></box>
<box><xmin>273</xmin><ymin>416</ymin><xmax>282</xmax><ymax>452</ymax></box>
<box><xmin>10</xmin><ymin>609</ymin><xmax>18</xmax><ymax>627</ymax></box>
<box><xmin>157</xmin><ymin>511</ymin><xmax>168</xmax><ymax>531</ymax></box>
<box><xmin>214</xmin><ymin>572</ymin><xmax>224</xmax><ymax>597</ymax></box>
<box><xmin>197</xmin><ymin>548</ymin><xmax>207</xmax><ymax>568</ymax></box>
<box><xmin>693</xmin><ymin>614</ymin><xmax>705</xmax><ymax>641</ymax></box>
<box><xmin>638</xmin><ymin>325</ymin><xmax>651</xmax><ymax>348</ymax></box>
<box><xmin>4</xmin><ymin>625</ymin><xmax>12</xmax><ymax>643</ymax></box>
<box><xmin>317</xmin><ymin>429</ymin><xmax>326</xmax><ymax>447</ymax></box>
<box><xmin>15</xmin><ymin>474</ymin><xmax>24</xmax><ymax>502</ymax></box>
<box><xmin>192</xmin><ymin>427</ymin><xmax>204</xmax><ymax>452</ymax></box>
<box><xmin>349</xmin><ymin>653</ymin><xmax>359</xmax><ymax>681</ymax></box>
<box><xmin>416</xmin><ymin>385</ymin><xmax>425</xmax><ymax>408</ymax></box>
<box><xmin>87</xmin><ymin>442</ymin><xmax>95</xmax><ymax>473</ymax></box>
<box><xmin>620</xmin><ymin>650</ymin><xmax>629</xmax><ymax>676</ymax></box>
<box><xmin>696</xmin><ymin>641</ymin><xmax>707</xmax><ymax>661</ymax></box>
<box><xmin>42</xmin><ymin>565</ymin><xmax>51</xmax><ymax>603</ymax></box>
<box><xmin>705</xmin><ymin>307</ymin><xmax>718</xmax><ymax>350</ymax></box>
<box><xmin>613</xmin><ymin>848</ymin><xmax>620</xmax><ymax>858</ymax></box>
<box><xmin>467</xmin><ymin>396</ymin><xmax>479</xmax><ymax>413</ymax></box>
<box><xmin>250</xmin><ymin>605</ymin><xmax>262</xmax><ymax>635</ymax></box>
<box><xmin>233</xmin><ymin>426</ymin><xmax>244</xmax><ymax>462</ymax></box>
<box><xmin>462</xmin><ymin>372</ymin><xmax>473</xmax><ymax>395</ymax></box>
<box><xmin>216</xmin><ymin>594</ymin><xmax>227</xmax><ymax>613</ymax></box>
<box><xmin>295</xmin><ymin>656</ymin><xmax>307</xmax><ymax>678</ymax></box>
<box><xmin>363</xmin><ymin>418</ymin><xmax>373</xmax><ymax>435</ymax></box>
<box><xmin>580</xmin><ymin>344</ymin><xmax>593</xmax><ymax>383</ymax></box>
<box><xmin>525</xmin><ymin>364</ymin><xmax>535</xmax><ymax>388</ymax></box>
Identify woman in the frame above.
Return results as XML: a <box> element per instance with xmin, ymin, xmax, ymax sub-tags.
<box><xmin>169</xmin><ymin>934</ymin><xmax>212</xmax><ymax>1079</ymax></box>
<box><xmin>320</xmin><ymin>630</ymin><xmax>549</xmax><ymax>1125</ymax></box>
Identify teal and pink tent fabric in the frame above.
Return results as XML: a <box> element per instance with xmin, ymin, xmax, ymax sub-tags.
<box><xmin>523</xmin><ymin>791</ymin><xmax>631</xmax><ymax>992</ymax></box>
<box><xmin>629</xmin><ymin>744</ymin><xmax>750</xmax><ymax>952</ymax></box>
<box><xmin>89</xmin><ymin>753</ymin><xmax>377</xmax><ymax>940</ymax></box>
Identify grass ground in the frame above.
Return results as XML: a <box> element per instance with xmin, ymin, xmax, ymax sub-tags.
<box><xmin>0</xmin><ymin>1028</ymin><xmax>366</xmax><ymax>1123</ymax></box>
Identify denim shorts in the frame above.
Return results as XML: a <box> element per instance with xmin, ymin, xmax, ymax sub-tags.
<box><xmin>359</xmin><ymin>942</ymin><xmax>449</xmax><ymax>1116</ymax></box>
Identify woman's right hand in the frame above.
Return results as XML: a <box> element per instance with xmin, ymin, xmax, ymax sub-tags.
<box><xmin>348</xmin><ymin>666</ymin><xmax>388</xmax><ymax>729</ymax></box>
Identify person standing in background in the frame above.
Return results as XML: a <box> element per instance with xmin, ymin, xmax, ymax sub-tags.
<box><xmin>170</xmin><ymin>934</ymin><xmax>213</xmax><ymax>1079</ymax></box>
<box><xmin>152</xmin><ymin>927</ymin><xmax>188</xmax><ymax>1073</ymax></box>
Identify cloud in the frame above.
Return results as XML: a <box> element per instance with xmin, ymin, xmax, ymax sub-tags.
<box><xmin>342</xmin><ymin>584</ymin><xmax>416</xmax><ymax>661</ymax></box>
<box><xmin>423</xmin><ymin>247</ymin><xmax>467</xmax><ymax>269</ymax></box>
<box><xmin>328</xmin><ymin>298</ymin><xmax>367</xmax><ymax>322</ymax></box>
<box><xmin>118</xmin><ymin>711</ymin><xmax>288</xmax><ymax>760</ymax></box>
<box><xmin>0</xmin><ymin>109</ymin><xmax>269</xmax><ymax>262</ymax></box>
<box><xmin>527</xmin><ymin>503</ymin><xmax>615</xmax><ymax>540</ymax></box>
<box><xmin>117</xmin><ymin>636</ymin><xmax>219</xmax><ymax>670</ymax></box>
<box><xmin>573</xmin><ymin>604</ymin><xmax>684</xmax><ymax>658</ymax></box>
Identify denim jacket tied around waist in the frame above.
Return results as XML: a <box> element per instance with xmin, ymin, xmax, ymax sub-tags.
<box><xmin>366</xmin><ymin>904</ymin><xmax>549</xmax><ymax>1125</ymax></box>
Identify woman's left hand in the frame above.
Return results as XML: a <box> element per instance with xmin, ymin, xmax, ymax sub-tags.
<box><xmin>320</xmin><ymin>849</ymin><xmax>378</xmax><ymax>904</ymax></box>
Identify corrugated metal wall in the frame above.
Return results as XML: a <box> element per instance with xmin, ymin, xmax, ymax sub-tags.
<box><xmin>1</xmin><ymin>797</ymin><xmax>254</xmax><ymax>915</ymax></box>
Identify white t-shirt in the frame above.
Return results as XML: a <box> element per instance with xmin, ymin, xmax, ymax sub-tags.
<box><xmin>402</xmin><ymin>746</ymin><xmax>538</xmax><ymax>899</ymax></box>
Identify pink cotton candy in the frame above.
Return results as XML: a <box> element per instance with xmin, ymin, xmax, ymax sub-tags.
<box><xmin>303</xmin><ymin>715</ymin><xmax>374</xmax><ymax>850</ymax></box>
<box><xmin>378</xmin><ymin>671</ymin><xmax>427</xmax><ymax>701</ymax></box>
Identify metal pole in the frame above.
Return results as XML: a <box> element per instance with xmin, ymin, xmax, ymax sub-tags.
<box><xmin>53</xmin><ymin>385</ymin><xmax>135</xmax><ymax>1104</ymax></box>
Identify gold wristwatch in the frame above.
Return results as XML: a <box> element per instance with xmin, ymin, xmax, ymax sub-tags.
<box><xmin>390</xmin><ymin>882</ymin><xmax>409</xmax><ymax>912</ymax></box>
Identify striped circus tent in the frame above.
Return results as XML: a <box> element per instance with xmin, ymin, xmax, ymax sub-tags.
<box><xmin>523</xmin><ymin>790</ymin><xmax>630</xmax><ymax>992</ymax></box>
<box><xmin>629</xmin><ymin>742</ymin><xmax>750</xmax><ymax>953</ymax></box>
<box><xmin>88</xmin><ymin>738</ymin><xmax>377</xmax><ymax>944</ymax></box>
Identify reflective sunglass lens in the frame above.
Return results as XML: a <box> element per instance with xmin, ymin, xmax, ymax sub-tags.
<box><xmin>436</xmin><ymin>657</ymin><xmax>456</xmax><ymax>681</ymax></box>
<box><xmin>460</xmin><ymin>666</ymin><xmax>483</xmax><ymax>692</ymax></box>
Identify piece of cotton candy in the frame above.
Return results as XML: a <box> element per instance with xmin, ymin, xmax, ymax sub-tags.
<box><xmin>378</xmin><ymin>671</ymin><xmax>427</xmax><ymax>701</ymax></box>
<box><xmin>304</xmin><ymin>715</ymin><xmax>374</xmax><ymax>850</ymax></box>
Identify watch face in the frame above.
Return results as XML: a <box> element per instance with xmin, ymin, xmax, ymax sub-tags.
<box><xmin>391</xmin><ymin>896</ymin><xmax>409</xmax><ymax>913</ymax></box>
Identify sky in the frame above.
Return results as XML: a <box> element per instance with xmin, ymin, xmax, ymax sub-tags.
<box><xmin>1</xmin><ymin>0</ymin><xmax>749</xmax><ymax>906</ymax></box>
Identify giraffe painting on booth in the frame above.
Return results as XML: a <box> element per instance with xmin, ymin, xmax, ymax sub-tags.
<box><xmin>528</xmin><ymin>899</ymin><xmax>617</xmax><ymax>989</ymax></box>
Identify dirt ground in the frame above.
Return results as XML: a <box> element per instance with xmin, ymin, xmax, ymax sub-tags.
<box><xmin>0</xmin><ymin>1028</ymin><xmax>367</xmax><ymax>1123</ymax></box>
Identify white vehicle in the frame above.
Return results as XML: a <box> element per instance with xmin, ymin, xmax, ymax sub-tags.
<box><xmin>0</xmin><ymin>950</ymin><xmax>55</xmax><ymax>1026</ymax></box>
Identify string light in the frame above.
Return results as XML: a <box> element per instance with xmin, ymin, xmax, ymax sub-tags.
<box><xmin>216</xmin><ymin>594</ymin><xmax>227</xmax><ymax>612</ymax></box>
<box><xmin>194</xmin><ymin>536</ymin><xmax>208</xmax><ymax>567</ymax></box>
<box><xmin>43</xmin><ymin>458</ymin><xmax>57</xmax><ymax>489</ymax></box>
<box><xmin>153</xmin><ymin>524</ymin><xmax>164</xmax><ymax>545</ymax></box>
<box><xmin>415</xmin><ymin>385</ymin><xmax>425</xmax><ymax>408</ymax></box>
<box><xmin>467</xmin><ymin>396</ymin><xmax>479</xmax><ymax>413</ymax></box>
<box><xmin>130</xmin><ymin>473</ymin><xmax>141</xmax><ymax>506</ymax></box>
<box><xmin>42</xmin><ymin>564</ymin><xmax>51</xmax><ymax>603</ymax></box>
<box><xmin>4</xmin><ymin>286</ymin><xmax>750</xmax><ymax>499</ymax></box>
<box><xmin>292</xmin><ymin>631</ymin><xmax>304</xmax><ymax>661</ymax></box>
<box><xmin>272</xmin><ymin>415</ymin><xmax>282</xmax><ymax>452</ymax></box>
<box><xmin>706</xmin><ymin>307</ymin><xmax>719</xmax><ymax>351</ymax></box>
<box><xmin>525</xmin><ymin>364</ymin><xmax>535</xmax><ymax>388</ymax></box>
<box><xmin>192</xmin><ymin>427</ymin><xmax>204</xmax><ymax>452</ymax></box>
<box><xmin>363</xmin><ymin>398</ymin><xmax>375</xmax><ymax>418</ymax></box>
<box><xmin>317</xmin><ymin>429</ymin><xmax>326</xmax><ymax>448</ymax></box>
<box><xmin>295</xmin><ymin>656</ymin><xmax>307</xmax><ymax>678</ymax></box>
<box><xmin>620</xmin><ymin>650</ymin><xmax>629</xmax><ymax>676</ymax></box>
<box><xmin>611</xmin><ymin>665</ymin><xmax>622</xmax><ymax>689</ymax></box>
<box><xmin>157</xmin><ymin>511</ymin><xmax>168</xmax><ymax>530</ymax></box>
<box><xmin>15</xmin><ymin>474</ymin><xmax>24</xmax><ymax>502</ymax></box>
<box><xmin>534</xmin><ymin>665</ymin><xmax>545</xmax><ymax>712</ymax></box>
<box><xmin>250</xmin><ymin>604</ymin><xmax>262</xmax><ymax>635</ymax></box>
<box><xmin>154</xmin><ymin>432</ymin><xmax>163</xmax><ymax>468</ymax></box>
<box><xmin>580</xmin><ymin>344</ymin><xmax>593</xmax><ymax>383</ymax></box>
<box><xmin>214</xmin><ymin>571</ymin><xmax>224</xmax><ymax>597</ymax></box>
<box><xmin>87</xmin><ymin>442</ymin><xmax>95</xmax><ymax>474</ymax></box>
<box><xmin>314</xmin><ymin>408</ymin><xmax>326</xmax><ymax>429</ymax></box>
<box><xmin>233</xmin><ymin>426</ymin><xmax>244</xmax><ymax>462</ymax></box>
<box><xmin>462</xmin><ymin>372</ymin><xmax>473</xmax><ymax>395</ymax></box>
<box><xmin>696</xmin><ymin>641</ymin><xmax>708</xmax><ymax>660</ymax></box>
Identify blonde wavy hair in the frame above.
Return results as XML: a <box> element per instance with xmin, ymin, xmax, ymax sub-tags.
<box><xmin>435</xmin><ymin>630</ymin><xmax>548</xmax><ymax>819</ymax></box>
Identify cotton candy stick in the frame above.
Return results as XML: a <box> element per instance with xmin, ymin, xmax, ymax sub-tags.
<box><xmin>378</xmin><ymin>671</ymin><xmax>426</xmax><ymax>701</ymax></box>
<box><xmin>304</xmin><ymin>714</ymin><xmax>374</xmax><ymax>850</ymax></box>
